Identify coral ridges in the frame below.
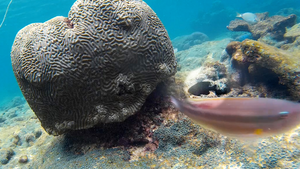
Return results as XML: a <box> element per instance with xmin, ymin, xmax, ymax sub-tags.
<box><xmin>26</xmin><ymin>85</ymin><xmax>174</xmax><ymax>168</ymax></box>
<box><xmin>11</xmin><ymin>0</ymin><xmax>176</xmax><ymax>135</ymax></box>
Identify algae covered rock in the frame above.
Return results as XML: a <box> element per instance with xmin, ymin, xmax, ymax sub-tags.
<box><xmin>227</xmin><ymin>13</ymin><xmax>297</xmax><ymax>40</ymax></box>
<box><xmin>174</xmin><ymin>39</ymin><xmax>231</xmax><ymax>97</ymax></box>
<box><xmin>11</xmin><ymin>0</ymin><xmax>176</xmax><ymax>135</ymax></box>
<box><xmin>281</xmin><ymin>24</ymin><xmax>300</xmax><ymax>51</ymax></box>
<box><xmin>226</xmin><ymin>39</ymin><xmax>300</xmax><ymax>100</ymax></box>
<box><xmin>284</xmin><ymin>23</ymin><xmax>300</xmax><ymax>42</ymax></box>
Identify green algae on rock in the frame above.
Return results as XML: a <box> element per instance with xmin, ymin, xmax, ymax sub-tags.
<box><xmin>11</xmin><ymin>0</ymin><xmax>176</xmax><ymax>135</ymax></box>
<box><xmin>226</xmin><ymin>39</ymin><xmax>300</xmax><ymax>100</ymax></box>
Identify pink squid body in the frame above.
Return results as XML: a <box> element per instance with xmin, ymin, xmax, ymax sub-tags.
<box><xmin>171</xmin><ymin>97</ymin><xmax>300</xmax><ymax>139</ymax></box>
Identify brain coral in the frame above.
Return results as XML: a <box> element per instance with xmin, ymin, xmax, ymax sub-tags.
<box><xmin>11</xmin><ymin>0</ymin><xmax>176</xmax><ymax>135</ymax></box>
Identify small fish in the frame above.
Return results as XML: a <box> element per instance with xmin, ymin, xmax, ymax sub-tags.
<box><xmin>236</xmin><ymin>12</ymin><xmax>258</xmax><ymax>24</ymax></box>
<box><xmin>173</xmin><ymin>48</ymin><xmax>178</xmax><ymax>53</ymax></box>
<box><xmin>171</xmin><ymin>97</ymin><xmax>300</xmax><ymax>139</ymax></box>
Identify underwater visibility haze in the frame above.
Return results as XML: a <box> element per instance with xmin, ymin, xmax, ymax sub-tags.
<box><xmin>1</xmin><ymin>0</ymin><xmax>300</xmax><ymax>168</ymax></box>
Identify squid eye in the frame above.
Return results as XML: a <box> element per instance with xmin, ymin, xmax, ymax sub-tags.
<box><xmin>279</xmin><ymin>111</ymin><xmax>289</xmax><ymax>119</ymax></box>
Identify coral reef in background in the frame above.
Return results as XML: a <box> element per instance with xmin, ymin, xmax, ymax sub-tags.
<box><xmin>171</xmin><ymin>32</ymin><xmax>209</xmax><ymax>51</ymax></box>
<box><xmin>227</xmin><ymin>12</ymin><xmax>297</xmax><ymax>40</ymax></box>
<box><xmin>277</xmin><ymin>8</ymin><xmax>300</xmax><ymax>23</ymax></box>
<box><xmin>11</xmin><ymin>0</ymin><xmax>176</xmax><ymax>135</ymax></box>
<box><xmin>226</xmin><ymin>39</ymin><xmax>300</xmax><ymax>100</ymax></box>
<box><xmin>174</xmin><ymin>30</ymin><xmax>300</xmax><ymax>101</ymax></box>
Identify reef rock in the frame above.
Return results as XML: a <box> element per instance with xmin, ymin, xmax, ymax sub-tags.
<box><xmin>281</xmin><ymin>23</ymin><xmax>300</xmax><ymax>51</ymax></box>
<box><xmin>281</xmin><ymin>36</ymin><xmax>300</xmax><ymax>52</ymax></box>
<box><xmin>227</xmin><ymin>12</ymin><xmax>297</xmax><ymax>40</ymax></box>
<box><xmin>226</xmin><ymin>39</ymin><xmax>300</xmax><ymax>100</ymax></box>
<box><xmin>184</xmin><ymin>62</ymin><xmax>229</xmax><ymax>97</ymax></box>
<box><xmin>172</xmin><ymin>32</ymin><xmax>209</xmax><ymax>51</ymax></box>
<box><xmin>175</xmin><ymin>38</ymin><xmax>231</xmax><ymax>73</ymax></box>
<box><xmin>284</xmin><ymin>23</ymin><xmax>300</xmax><ymax>42</ymax></box>
<box><xmin>173</xmin><ymin>39</ymin><xmax>231</xmax><ymax>97</ymax></box>
<box><xmin>11</xmin><ymin>0</ymin><xmax>176</xmax><ymax>135</ymax></box>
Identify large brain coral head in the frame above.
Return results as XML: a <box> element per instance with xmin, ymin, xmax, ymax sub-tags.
<box><xmin>11</xmin><ymin>0</ymin><xmax>176</xmax><ymax>135</ymax></box>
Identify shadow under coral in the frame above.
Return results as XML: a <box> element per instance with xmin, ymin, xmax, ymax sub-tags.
<box><xmin>49</xmin><ymin>82</ymin><xmax>171</xmax><ymax>158</ymax></box>
<box><xmin>29</xmin><ymin>81</ymin><xmax>224</xmax><ymax>168</ymax></box>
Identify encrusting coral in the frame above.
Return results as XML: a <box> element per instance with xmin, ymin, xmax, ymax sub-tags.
<box><xmin>11</xmin><ymin>0</ymin><xmax>177</xmax><ymax>135</ymax></box>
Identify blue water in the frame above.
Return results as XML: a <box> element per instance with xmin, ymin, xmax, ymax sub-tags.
<box><xmin>0</xmin><ymin>0</ymin><xmax>299</xmax><ymax>106</ymax></box>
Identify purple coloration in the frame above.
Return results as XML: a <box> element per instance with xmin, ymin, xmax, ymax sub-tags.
<box><xmin>171</xmin><ymin>96</ymin><xmax>300</xmax><ymax>139</ymax></box>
